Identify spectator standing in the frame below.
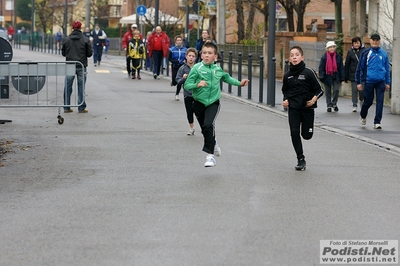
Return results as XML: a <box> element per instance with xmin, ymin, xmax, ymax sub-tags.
<box><xmin>168</xmin><ymin>35</ymin><xmax>187</xmax><ymax>101</ymax></box>
<box><xmin>184</xmin><ymin>42</ymin><xmax>249</xmax><ymax>167</ymax></box>
<box><xmin>176</xmin><ymin>48</ymin><xmax>198</xmax><ymax>135</ymax></box>
<box><xmin>195</xmin><ymin>30</ymin><xmax>215</xmax><ymax>62</ymax></box>
<box><xmin>144</xmin><ymin>31</ymin><xmax>152</xmax><ymax>71</ymax></box>
<box><xmin>344</xmin><ymin>36</ymin><xmax>365</xmax><ymax>112</ymax></box>
<box><xmin>84</xmin><ymin>27</ymin><xmax>91</xmax><ymax>38</ymax></box>
<box><xmin>356</xmin><ymin>33</ymin><xmax>391</xmax><ymax>129</ymax></box>
<box><xmin>91</xmin><ymin>23</ymin><xmax>107</xmax><ymax>66</ymax></box>
<box><xmin>127</xmin><ymin>30</ymin><xmax>146</xmax><ymax>80</ymax></box>
<box><xmin>56</xmin><ymin>28</ymin><xmax>63</xmax><ymax>50</ymax></box>
<box><xmin>282</xmin><ymin>46</ymin><xmax>324</xmax><ymax>171</ymax></box>
<box><xmin>318</xmin><ymin>41</ymin><xmax>345</xmax><ymax>112</ymax></box>
<box><xmin>61</xmin><ymin>21</ymin><xmax>93</xmax><ymax>113</ymax></box>
<box><xmin>147</xmin><ymin>26</ymin><xmax>170</xmax><ymax>79</ymax></box>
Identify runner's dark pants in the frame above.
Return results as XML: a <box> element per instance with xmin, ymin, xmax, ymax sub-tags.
<box><xmin>171</xmin><ymin>66</ymin><xmax>183</xmax><ymax>95</ymax></box>
<box><xmin>288</xmin><ymin>107</ymin><xmax>315</xmax><ymax>160</ymax></box>
<box><xmin>152</xmin><ymin>50</ymin><xmax>163</xmax><ymax>76</ymax></box>
<box><xmin>193</xmin><ymin>99</ymin><xmax>220</xmax><ymax>154</ymax></box>
<box><xmin>126</xmin><ymin>56</ymin><xmax>132</xmax><ymax>75</ymax></box>
<box><xmin>184</xmin><ymin>95</ymin><xmax>195</xmax><ymax>124</ymax></box>
<box><xmin>360</xmin><ymin>81</ymin><xmax>386</xmax><ymax>124</ymax></box>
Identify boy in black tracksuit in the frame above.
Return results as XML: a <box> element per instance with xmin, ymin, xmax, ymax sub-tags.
<box><xmin>282</xmin><ymin>46</ymin><xmax>324</xmax><ymax>170</ymax></box>
<box><xmin>176</xmin><ymin>48</ymin><xmax>198</xmax><ymax>135</ymax></box>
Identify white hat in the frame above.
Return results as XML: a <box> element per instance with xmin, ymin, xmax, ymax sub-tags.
<box><xmin>326</xmin><ymin>41</ymin><xmax>336</xmax><ymax>49</ymax></box>
<box><xmin>132</xmin><ymin>24</ymin><xmax>138</xmax><ymax>28</ymax></box>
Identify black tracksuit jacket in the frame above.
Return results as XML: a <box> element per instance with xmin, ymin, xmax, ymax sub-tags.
<box><xmin>282</xmin><ymin>61</ymin><xmax>324</xmax><ymax>109</ymax></box>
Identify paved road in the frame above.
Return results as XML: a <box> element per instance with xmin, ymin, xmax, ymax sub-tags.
<box><xmin>1</xmin><ymin>47</ymin><xmax>399</xmax><ymax>265</ymax></box>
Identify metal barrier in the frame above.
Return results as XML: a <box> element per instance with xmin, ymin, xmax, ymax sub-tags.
<box><xmin>0</xmin><ymin>61</ymin><xmax>85</xmax><ymax>124</ymax></box>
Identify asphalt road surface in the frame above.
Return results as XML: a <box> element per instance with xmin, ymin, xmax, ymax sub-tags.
<box><xmin>1</xmin><ymin>48</ymin><xmax>399</xmax><ymax>266</ymax></box>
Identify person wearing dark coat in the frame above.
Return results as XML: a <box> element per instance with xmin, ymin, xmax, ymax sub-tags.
<box><xmin>344</xmin><ymin>36</ymin><xmax>365</xmax><ymax>112</ymax></box>
<box><xmin>318</xmin><ymin>41</ymin><xmax>345</xmax><ymax>112</ymax></box>
<box><xmin>62</xmin><ymin>21</ymin><xmax>93</xmax><ymax>113</ymax></box>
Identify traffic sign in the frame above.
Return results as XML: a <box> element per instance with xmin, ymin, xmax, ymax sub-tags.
<box><xmin>136</xmin><ymin>5</ymin><xmax>147</xmax><ymax>16</ymax></box>
<box><xmin>192</xmin><ymin>1</ymin><xmax>204</xmax><ymax>15</ymax></box>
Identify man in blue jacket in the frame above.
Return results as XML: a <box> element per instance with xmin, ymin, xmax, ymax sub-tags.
<box><xmin>355</xmin><ymin>33</ymin><xmax>391</xmax><ymax>129</ymax></box>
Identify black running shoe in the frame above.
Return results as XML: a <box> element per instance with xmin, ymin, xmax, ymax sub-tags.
<box><xmin>295</xmin><ymin>158</ymin><xmax>306</xmax><ymax>171</ymax></box>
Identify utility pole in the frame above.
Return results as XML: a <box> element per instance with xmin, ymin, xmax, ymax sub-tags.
<box><xmin>85</xmin><ymin>0</ymin><xmax>90</xmax><ymax>29</ymax></box>
<box><xmin>154</xmin><ymin>0</ymin><xmax>159</xmax><ymax>27</ymax></box>
<box><xmin>266</xmin><ymin>0</ymin><xmax>276</xmax><ymax>106</ymax></box>
<box><xmin>217</xmin><ymin>0</ymin><xmax>225</xmax><ymax>44</ymax></box>
<box><xmin>185</xmin><ymin>1</ymin><xmax>189</xmax><ymax>41</ymax></box>
<box><xmin>135</xmin><ymin>0</ymin><xmax>139</xmax><ymax>26</ymax></box>
<box><xmin>63</xmin><ymin>0</ymin><xmax>68</xmax><ymax>36</ymax></box>
<box><xmin>391</xmin><ymin>0</ymin><xmax>400</xmax><ymax>114</ymax></box>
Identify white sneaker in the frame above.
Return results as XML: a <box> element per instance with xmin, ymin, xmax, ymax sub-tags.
<box><xmin>352</xmin><ymin>107</ymin><xmax>357</xmax><ymax>112</ymax></box>
<box><xmin>204</xmin><ymin>154</ymin><xmax>216</xmax><ymax>167</ymax></box>
<box><xmin>360</xmin><ymin>117</ymin><xmax>366</xmax><ymax>125</ymax></box>
<box><xmin>187</xmin><ymin>128</ymin><xmax>195</xmax><ymax>135</ymax></box>
<box><xmin>373</xmin><ymin>124</ymin><xmax>382</xmax><ymax>129</ymax></box>
<box><xmin>175</xmin><ymin>95</ymin><xmax>179</xmax><ymax>101</ymax></box>
<box><xmin>214</xmin><ymin>143</ymin><xmax>221</xmax><ymax>157</ymax></box>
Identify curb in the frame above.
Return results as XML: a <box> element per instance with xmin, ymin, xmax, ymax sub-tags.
<box><xmin>221</xmin><ymin>91</ymin><xmax>400</xmax><ymax>156</ymax></box>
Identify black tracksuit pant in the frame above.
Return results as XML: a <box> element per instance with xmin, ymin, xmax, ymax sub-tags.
<box><xmin>193</xmin><ymin>99</ymin><xmax>220</xmax><ymax>154</ymax></box>
<box><xmin>184</xmin><ymin>96</ymin><xmax>195</xmax><ymax>124</ymax></box>
<box><xmin>288</xmin><ymin>107</ymin><xmax>315</xmax><ymax>160</ymax></box>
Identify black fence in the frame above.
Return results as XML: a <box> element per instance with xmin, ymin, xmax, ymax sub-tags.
<box><xmin>10</xmin><ymin>38</ymin><xmax>277</xmax><ymax>105</ymax></box>
<box><xmin>12</xmin><ymin>33</ymin><xmax>63</xmax><ymax>55</ymax></box>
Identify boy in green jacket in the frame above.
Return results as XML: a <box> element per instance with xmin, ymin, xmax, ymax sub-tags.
<box><xmin>184</xmin><ymin>42</ymin><xmax>249</xmax><ymax>167</ymax></box>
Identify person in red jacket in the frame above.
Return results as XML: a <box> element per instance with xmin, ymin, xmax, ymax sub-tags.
<box><xmin>7</xmin><ymin>25</ymin><xmax>15</xmax><ymax>43</ymax></box>
<box><xmin>122</xmin><ymin>24</ymin><xmax>142</xmax><ymax>78</ymax></box>
<box><xmin>147</xmin><ymin>26</ymin><xmax>170</xmax><ymax>79</ymax></box>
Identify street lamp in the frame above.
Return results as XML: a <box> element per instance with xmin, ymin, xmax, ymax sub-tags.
<box><xmin>63</xmin><ymin>0</ymin><xmax>68</xmax><ymax>36</ymax></box>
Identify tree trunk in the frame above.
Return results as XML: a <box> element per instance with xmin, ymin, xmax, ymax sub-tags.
<box><xmin>246</xmin><ymin>4</ymin><xmax>256</xmax><ymax>39</ymax></box>
<box><xmin>334</xmin><ymin>0</ymin><xmax>343</xmax><ymax>35</ymax></box>
<box><xmin>236</xmin><ymin>0</ymin><xmax>245</xmax><ymax>42</ymax></box>
<box><xmin>294</xmin><ymin>0</ymin><xmax>311</xmax><ymax>32</ymax></box>
<box><xmin>286</xmin><ymin>8</ymin><xmax>295</xmax><ymax>32</ymax></box>
<box><xmin>279</xmin><ymin>0</ymin><xmax>295</xmax><ymax>32</ymax></box>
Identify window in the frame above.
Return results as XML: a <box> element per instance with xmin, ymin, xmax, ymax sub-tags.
<box><xmin>6</xmin><ymin>0</ymin><xmax>14</xmax><ymax>10</ymax></box>
<box><xmin>324</xmin><ymin>19</ymin><xmax>335</xmax><ymax>33</ymax></box>
<box><xmin>277</xmin><ymin>18</ymin><xmax>287</xmax><ymax>31</ymax></box>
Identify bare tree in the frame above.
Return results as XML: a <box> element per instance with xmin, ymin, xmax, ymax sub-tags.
<box><xmin>331</xmin><ymin>0</ymin><xmax>343</xmax><ymax>36</ymax></box>
<box><xmin>367</xmin><ymin>0</ymin><xmax>394</xmax><ymax>44</ymax></box>
<box><xmin>236</xmin><ymin>0</ymin><xmax>245</xmax><ymax>42</ymax></box>
<box><xmin>250</xmin><ymin>0</ymin><xmax>269</xmax><ymax>35</ymax></box>
<box><xmin>278</xmin><ymin>0</ymin><xmax>295</xmax><ymax>32</ymax></box>
<box><xmin>35</xmin><ymin>0</ymin><xmax>53</xmax><ymax>33</ymax></box>
<box><xmin>293</xmin><ymin>0</ymin><xmax>312</xmax><ymax>32</ymax></box>
<box><xmin>243</xmin><ymin>0</ymin><xmax>258</xmax><ymax>39</ymax></box>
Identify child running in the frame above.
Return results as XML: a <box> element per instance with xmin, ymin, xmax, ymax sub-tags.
<box><xmin>128</xmin><ymin>30</ymin><xmax>146</xmax><ymax>80</ymax></box>
<box><xmin>176</xmin><ymin>48</ymin><xmax>198</xmax><ymax>136</ymax></box>
<box><xmin>168</xmin><ymin>35</ymin><xmax>187</xmax><ymax>101</ymax></box>
<box><xmin>282</xmin><ymin>46</ymin><xmax>324</xmax><ymax>170</ymax></box>
<box><xmin>184</xmin><ymin>42</ymin><xmax>249</xmax><ymax>167</ymax></box>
